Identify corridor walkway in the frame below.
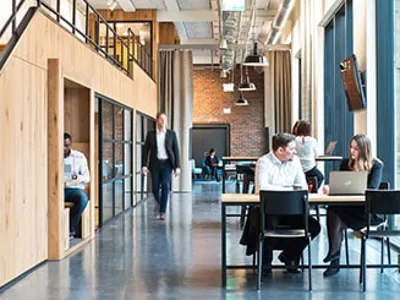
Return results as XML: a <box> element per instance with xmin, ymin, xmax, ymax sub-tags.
<box><xmin>1</xmin><ymin>182</ymin><xmax>400</xmax><ymax>299</ymax></box>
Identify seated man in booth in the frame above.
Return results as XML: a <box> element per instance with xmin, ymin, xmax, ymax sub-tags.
<box><xmin>64</xmin><ymin>132</ymin><xmax>90</xmax><ymax>238</ymax></box>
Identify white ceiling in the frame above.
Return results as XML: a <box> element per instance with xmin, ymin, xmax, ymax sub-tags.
<box><xmin>87</xmin><ymin>0</ymin><xmax>286</xmax><ymax>64</ymax></box>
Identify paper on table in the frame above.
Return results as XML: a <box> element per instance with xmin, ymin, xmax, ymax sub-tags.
<box><xmin>64</xmin><ymin>164</ymin><xmax>72</xmax><ymax>181</ymax></box>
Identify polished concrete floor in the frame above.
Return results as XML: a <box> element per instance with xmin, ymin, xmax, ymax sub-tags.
<box><xmin>1</xmin><ymin>181</ymin><xmax>400</xmax><ymax>299</ymax></box>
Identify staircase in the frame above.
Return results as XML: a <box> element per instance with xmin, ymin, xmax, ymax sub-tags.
<box><xmin>0</xmin><ymin>0</ymin><xmax>153</xmax><ymax>78</ymax></box>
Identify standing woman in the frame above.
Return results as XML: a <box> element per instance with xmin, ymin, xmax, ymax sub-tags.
<box><xmin>295</xmin><ymin>120</ymin><xmax>324</xmax><ymax>189</ymax></box>
<box><xmin>323</xmin><ymin>134</ymin><xmax>383</xmax><ymax>277</ymax></box>
<box><xmin>292</xmin><ymin>120</ymin><xmax>301</xmax><ymax>136</ymax></box>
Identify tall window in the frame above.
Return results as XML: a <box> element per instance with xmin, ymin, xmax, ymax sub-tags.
<box><xmin>97</xmin><ymin>95</ymin><xmax>133</xmax><ymax>226</ymax></box>
<box><xmin>394</xmin><ymin>0</ymin><xmax>400</xmax><ymax>188</ymax></box>
<box><xmin>323</xmin><ymin>0</ymin><xmax>354</xmax><ymax>181</ymax></box>
<box><xmin>135</xmin><ymin>112</ymin><xmax>155</xmax><ymax>205</ymax></box>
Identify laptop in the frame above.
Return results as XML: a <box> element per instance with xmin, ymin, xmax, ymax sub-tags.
<box><xmin>320</xmin><ymin>141</ymin><xmax>338</xmax><ymax>156</ymax></box>
<box><xmin>329</xmin><ymin>171</ymin><xmax>368</xmax><ymax>195</ymax></box>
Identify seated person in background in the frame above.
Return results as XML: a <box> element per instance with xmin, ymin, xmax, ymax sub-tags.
<box><xmin>64</xmin><ymin>132</ymin><xmax>90</xmax><ymax>238</ymax></box>
<box><xmin>242</xmin><ymin>133</ymin><xmax>321</xmax><ymax>273</ymax></box>
<box><xmin>295</xmin><ymin>120</ymin><xmax>324</xmax><ymax>189</ymax></box>
<box><xmin>323</xmin><ymin>134</ymin><xmax>383</xmax><ymax>277</ymax></box>
<box><xmin>205</xmin><ymin>148</ymin><xmax>220</xmax><ymax>181</ymax></box>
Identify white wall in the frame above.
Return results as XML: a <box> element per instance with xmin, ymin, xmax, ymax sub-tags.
<box><xmin>291</xmin><ymin>19</ymin><xmax>301</xmax><ymax>125</ymax></box>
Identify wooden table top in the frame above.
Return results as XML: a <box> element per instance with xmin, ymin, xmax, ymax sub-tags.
<box><xmin>315</xmin><ymin>156</ymin><xmax>343</xmax><ymax>161</ymax></box>
<box><xmin>222</xmin><ymin>156</ymin><xmax>259</xmax><ymax>161</ymax></box>
<box><xmin>221</xmin><ymin>193</ymin><xmax>364</xmax><ymax>204</ymax></box>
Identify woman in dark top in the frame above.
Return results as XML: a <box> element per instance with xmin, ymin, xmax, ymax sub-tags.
<box><xmin>205</xmin><ymin>148</ymin><xmax>220</xmax><ymax>181</ymax></box>
<box><xmin>323</xmin><ymin>134</ymin><xmax>383</xmax><ymax>277</ymax></box>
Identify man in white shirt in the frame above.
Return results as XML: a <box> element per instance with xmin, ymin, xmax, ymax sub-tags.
<box><xmin>142</xmin><ymin>112</ymin><xmax>181</xmax><ymax>220</ymax></box>
<box><xmin>64</xmin><ymin>133</ymin><xmax>90</xmax><ymax>238</ymax></box>
<box><xmin>255</xmin><ymin>133</ymin><xmax>321</xmax><ymax>273</ymax></box>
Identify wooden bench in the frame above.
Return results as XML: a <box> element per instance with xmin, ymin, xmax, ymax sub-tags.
<box><xmin>63</xmin><ymin>197</ymin><xmax>92</xmax><ymax>250</ymax></box>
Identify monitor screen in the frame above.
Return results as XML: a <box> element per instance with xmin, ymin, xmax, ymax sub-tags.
<box><xmin>340</xmin><ymin>54</ymin><xmax>366</xmax><ymax>111</ymax></box>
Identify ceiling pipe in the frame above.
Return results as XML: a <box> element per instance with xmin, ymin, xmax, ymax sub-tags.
<box><xmin>265</xmin><ymin>0</ymin><xmax>296</xmax><ymax>45</ymax></box>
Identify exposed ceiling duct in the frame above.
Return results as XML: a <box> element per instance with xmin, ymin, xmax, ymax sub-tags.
<box><xmin>220</xmin><ymin>10</ymin><xmax>241</xmax><ymax>72</ymax></box>
<box><xmin>264</xmin><ymin>0</ymin><xmax>296</xmax><ymax>45</ymax></box>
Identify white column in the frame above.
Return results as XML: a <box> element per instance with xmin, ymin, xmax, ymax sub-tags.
<box><xmin>353</xmin><ymin>0</ymin><xmax>368</xmax><ymax>136</ymax></box>
<box><xmin>365</xmin><ymin>0</ymin><xmax>377</xmax><ymax>155</ymax></box>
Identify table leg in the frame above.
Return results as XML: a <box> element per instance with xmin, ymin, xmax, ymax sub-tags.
<box><xmin>221</xmin><ymin>203</ymin><xmax>227</xmax><ymax>287</ymax></box>
<box><xmin>222</xmin><ymin>161</ymin><xmax>225</xmax><ymax>193</ymax></box>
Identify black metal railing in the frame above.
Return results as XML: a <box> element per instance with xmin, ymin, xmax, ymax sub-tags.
<box><xmin>0</xmin><ymin>0</ymin><xmax>28</xmax><ymax>38</ymax></box>
<box><xmin>0</xmin><ymin>0</ymin><xmax>153</xmax><ymax>79</ymax></box>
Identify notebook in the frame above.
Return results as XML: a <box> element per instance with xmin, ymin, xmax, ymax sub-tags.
<box><xmin>328</xmin><ymin>171</ymin><xmax>368</xmax><ymax>195</ymax></box>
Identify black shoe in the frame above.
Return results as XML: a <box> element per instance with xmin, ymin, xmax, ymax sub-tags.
<box><xmin>262</xmin><ymin>263</ymin><xmax>272</xmax><ymax>276</ymax></box>
<box><xmin>323</xmin><ymin>266</ymin><xmax>340</xmax><ymax>277</ymax></box>
<box><xmin>323</xmin><ymin>259</ymin><xmax>340</xmax><ymax>277</ymax></box>
<box><xmin>323</xmin><ymin>250</ymin><xmax>341</xmax><ymax>263</ymax></box>
<box><xmin>278</xmin><ymin>252</ymin><xmax>300</xmax><ymax>274</ymax></box>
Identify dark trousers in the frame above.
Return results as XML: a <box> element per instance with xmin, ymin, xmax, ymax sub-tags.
<box><xmin>152</xmin><ymin>159</ymin><xmax>173</xmax><ymax>214</ymax></box>
<box><xmin>65</xmin><ymin>188</ymin><xmax>89</xmax><ymax>235</ymax></box>
<box><xmin>305</xmin><ymin>166</ymin><xmax>324</xmax><ymax>189</ymax></box>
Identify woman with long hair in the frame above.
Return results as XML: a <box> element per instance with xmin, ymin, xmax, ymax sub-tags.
<box><xmin>323</xmin><ymin>134</ymin><xmax>383</xmax><ymax>277</ymax></box>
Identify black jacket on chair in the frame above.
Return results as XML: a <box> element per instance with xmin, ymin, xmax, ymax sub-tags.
<box><xmin>142</xmin><ymin>129</ymin><xmax>181</xmax><ymax>171</ymax></box>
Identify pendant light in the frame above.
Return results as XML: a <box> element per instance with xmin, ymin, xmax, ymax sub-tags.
<box><xmin>238</xmin><ymin>65</ymin><xmax>256</xmax><ymax>91</ymax></box>
<box><xmin>243</xmin><ymin>43</ymin><xmax>268</xmax><ymax>67</ymax></box>
<box><xmin>235</xmin><ymin>93</ymin><xmax>249</xmax><ymax>106</ymax></box>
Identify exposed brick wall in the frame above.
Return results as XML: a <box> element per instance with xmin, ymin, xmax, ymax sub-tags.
<box><xmin>193</xmin><ymin>66</ymin><xmax>267</xmax><ymax>157</ymax></box>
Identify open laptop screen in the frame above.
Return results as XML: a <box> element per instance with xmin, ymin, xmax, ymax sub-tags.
<box><xmin>329</xmin><ymin>171</ymin><xmax>368</xmax><ymax>195</ymax></box>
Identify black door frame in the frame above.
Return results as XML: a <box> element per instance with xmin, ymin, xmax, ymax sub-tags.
<box><xmin>192</xmin><ymin>124</ymin><xmax>231</xmax><ymax>159</ymax></box>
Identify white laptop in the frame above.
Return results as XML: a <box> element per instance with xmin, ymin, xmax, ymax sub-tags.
<box><xmin>329</xmin><ymin>171</ymin><xmax>368</xmax><ymax>195</ymax></box>
<box><xmin>320</xmin><ymin>141</ymin><xmax>338</xmax><ymax>157</ymax></box>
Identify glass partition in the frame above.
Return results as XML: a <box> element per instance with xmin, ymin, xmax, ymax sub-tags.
<box><xmin>98</xmin><ymin>95</ymin><xmax>133</xmax><ymax>226</ymax></box>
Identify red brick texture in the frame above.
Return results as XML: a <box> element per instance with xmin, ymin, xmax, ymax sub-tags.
<box><xmin>193</xmin><ymin>66</ymin><xmax>267</xmax><ymax>157</ymax></box>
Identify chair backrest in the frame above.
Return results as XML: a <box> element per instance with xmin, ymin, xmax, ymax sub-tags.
<box><xmin>190</xmin><ymin>159</ymin><xmax>195</xmax><ymax>170</ymax></box>
<box><xmin>259</xmin><ymin>190</ymin><xmax>309</xmax><ymax>216</ymax></box>
<box><xmin>365</xmin><ymin>190</ymin><xmax>400</xmax><ymax>215</ymax></box>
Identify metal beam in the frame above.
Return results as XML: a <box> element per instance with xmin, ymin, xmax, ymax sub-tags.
<box><xmin>157</xmin><ymin>10</ymin><xmax>219</xmax><ymax>22</ymax></box>
<box><xmin>180</xmin><ymin>39</ymin><xmax>218</xmax><ymax>45</ymax></box>
<box><xmin>159</xmin><ymin>43</ymin><xmax>290</xmax><ymax>50</ymax></box>
<box><xmin>117</xmin><ymin>0</ymin><xmax>136</xmax><ymax>12</ymax></box>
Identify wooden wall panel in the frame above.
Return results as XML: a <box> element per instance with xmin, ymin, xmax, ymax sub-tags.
<box><xmin>12</xmin><ymin>13</ymin><xmax>157</xmax><ymax>118</ymax></box>
<box><xmin>0</xmin><ymin>11</ymin><xmax>157</xmax><ymax>286</ymax></box>
<box><xmin>0</xmin><ymin>56</ymin><xmax>48</xmax><ymax>286</ymax></box>
<box><xmin>159</xmin><ymin>23</ymin><xmax>180</xmax><ymax>44</ymax></box>
<box><xmin>64</xmin><ymin>88</ymin><xmax>90</xmax><ymax>142</ymax></box>
<box><xmin>47</xmin><ymin>58</ymin><xmax>64</xmax><ymax>260</ymax></box>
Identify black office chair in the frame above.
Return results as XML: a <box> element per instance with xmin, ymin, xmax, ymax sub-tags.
<box><xmin>360</xmin><ymin>189</ymin><xmax>400</xmax><ymax>292</ymax></box>
<box><xmin>257</xmin><ymin>190</ymin><xmax>312</xmax><ymax>291</ymax></box>
<box><xmin>343</xmin><ymin>181</ymin><xmax>390</xmax><ymax>266</ymax></box>
<box><xmin>306</xmin><ymin>176</ymin><xmax>321</xmax><ymax>221</ymax></box>
<box><xmin>239</xmin><ymin>167</ymin><xmax>255</xmax><ymax>229</ymax></box>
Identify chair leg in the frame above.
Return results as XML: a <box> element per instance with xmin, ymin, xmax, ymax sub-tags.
<box><xmin>387</xmin><ymin>237</ymin><xmax>391</xmax><ymax>265</ymax></box>
<box><xmin>253</xmin><ymin>250</ymin><xmax>257</xmax><ymax>271</ymax></box>
<box><xmin>257</xmin><ymin>239</ymin><xmax>263</xmax><ymax>290</ymax></box>
<box><xmin>308</xmin><ymin>236</ymin><xmax>312</xmax><ymax>291</ymax></box>
<box><xmin>362</xmin><ymin>236</ymin><xmax>367</xmax><ymax>292</ymax></box>
<box><xmin>344</xmin><ymin>229</ymin><xmax>350</xmax><ymax>265</ymax></box>
<box><xmin>359</xmin><ymin>237</ymin><xmax>364</xmax><ymax>284</ymax></box>
<box><xmin>301</xmin><ymin>253</ymin><xmax>304</xmax><ymax>272</ymax></box>
<box><xmin>240</xmin><ymin>206</ymin><xmax>247</xmax><ymax>229</ymax></box>
<box><xmin>380</xmin><ymin>238</ymin><xmax>384</xmax><ymax>273</ymax></box>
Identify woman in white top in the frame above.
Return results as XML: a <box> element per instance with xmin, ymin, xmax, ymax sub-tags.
<box><xmin>295</xmin><ymin>120</ymin><xmax>324</xmax><ymax>189</ymax></box>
